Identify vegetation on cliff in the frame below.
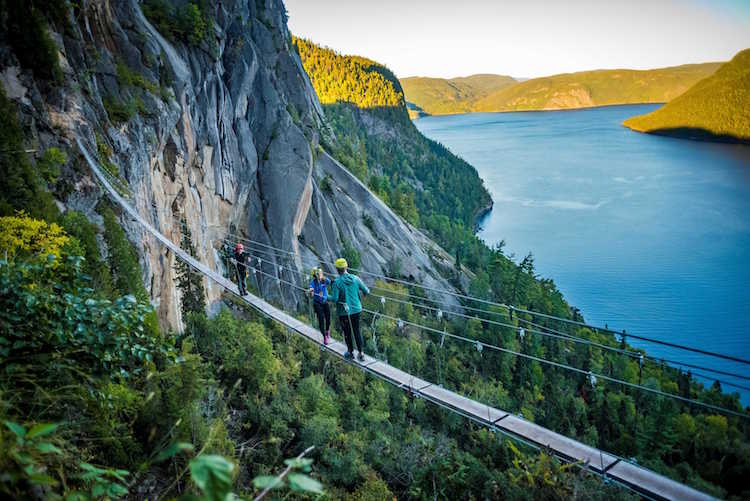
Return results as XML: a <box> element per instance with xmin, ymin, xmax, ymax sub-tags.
<box><xmin>294</xmin><ymin>37</ymin><xmax>750</xmax><ymax>499</ymax></box>
<box><xmin>624</xmin><ymin>49</ymin><xmax>750</xmax><ymax>142</ymax></box>
<box><xmin>1</xmin><ymin>2</ymin><xmax>748</xmax><ymax>499</ymax></box>
<box><xmin>293</xmin><ymin>37</ymin><xmax>404</xmax><ymax>108</ymax></box>
<box><xmin>402</xmin><ymin>63</ymin><xmax>722</xmax><ymax>115</ymax></box>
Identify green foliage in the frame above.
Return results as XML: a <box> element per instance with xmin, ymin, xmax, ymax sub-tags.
<box><xmin>402</xmin><ymin>74</ymin><xmax>517</xmax><ymax>115</ymax></box>
<box><xmin>189</xmin><ymin>455</ymin><xmax>235</xmax><ymax>500</ymax></box>
<box><xmin>78</xmin><ymin>462</ymin><xmax>129</xmax><ymax>499</ymax></box>
<box><xmin>101</xmin><ymin>207</ymin><xmax>148</xmax><ymax>301</ymax></box>
<box><xmin>142</xmin><ymin>0</ymin><xmax>213</xmax><ymax>48</ymax></box>
<box><xmin>61</xmin><ymin>210</ymin><xmax>114</xmax><ymax>294</ymax></box>
<box><xmin>0</xmin><ymin>88</ymin><xmax>59</xmax><ymax>221</ymax></box>
<box><xmin>293</xmin><ymin>37</ymin><xmax>404</xmax><ymax>108</ymax></box>
<box><xmin>472</xmin><ymin>62</ymin><xmax>723</xmax><ymax>112</ymax></box>
<box><xmin>116</xmin><ymin>60</ymin><xmax>159</xmax><ymax>94</ymax></box>
<box><xmin>187</xmin><ymin>310</ymin><xmax>279</xmax><ymax>397</ymax></box>
<box><xmin>340</xmin><ymin>239</ymin><xmax>361</xmax><ymax>270</ymax></box>
<box><xmin>103</xmin><ymin>95</ymin><xmax>137</xmax><ymax>124</ymax></box>
<box><xmin>319</xmin><ymin>173</ymin><xmax>333</xmax><ymax>195</ymax></box>
<box><xmin>38</xmin><ymin>147</ymin><xmax>66</xmax><ymax>184</ymax></box>
<box><xmin>0</xmin><ymin>256</ymin><xmax>170</xmax><ymax>376</ymax></box>
<box><xmin>362</xmin><ymin>213</ymin><xmax>376</xmax><ymax>233</ymax></box>
<box><xmin>0</xmin><ymin>421</ymin><xmax>64</xmax><ymax>494</ymax></box>
<box><xmin>295</xmin><ymin>39</ymin><xmax>492</xmax><ymax>231</ymax></box>
<box><xmin>0</xmin><ymin>213</ymin><xmax>69</xmax><ymax>261</ymax></box>
<box><xmin>252</xmin><ymin>451</ymin><xmax>323</xmax><ymax>496</ymax></box>
<box><xmin>0</xmin><ymin>0</ymin><xmax>64</xmax><ymax>83</ymax></box>
<box><xmin>175</xmin><ymin>219</ymin><xmax>206</xmax><ymax>317</ymax></box>
<box><xmin>625</xmin><ymin>49</ymin><xmax>750</xmax><ymax>141</ymax></box>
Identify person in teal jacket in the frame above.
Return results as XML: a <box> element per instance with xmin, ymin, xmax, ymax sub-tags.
<box><xmin>330</xmin><ymin>257</ymin><xmax>370</xmax><ymax>361</ymax></box>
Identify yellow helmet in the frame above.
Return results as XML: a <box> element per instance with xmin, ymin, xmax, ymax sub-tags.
<box><xmin>311</xmin><ymin>267</ymin><xmax>319</xmax><ymax>278</ymax></box>
<box><xmin>335</xmin><ymin>258</ymin><xmax>348</xmax><ymax>269</ymax></box>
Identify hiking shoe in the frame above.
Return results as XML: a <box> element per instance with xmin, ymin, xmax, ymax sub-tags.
<box><xmin>343</xmin><ymin>351</ymin><xmax>354</xmax><ymax>360</ymax></box>
<box><xmin>358</xmin><ymin>352</ymin><xmax>365</xmax><ymax>362</ymax></box>
<box><xmin>323</xmin><ymin>334</ymin><xmax>330</xmax><ymax>345</ymax></box>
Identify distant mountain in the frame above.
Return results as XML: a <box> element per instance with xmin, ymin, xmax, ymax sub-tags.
<box><xmin>472</xmin><ymin>63</ymin><xmax>722</xmax><ymax>112</ymax></box>
<box><xmin>402</xmin><ymin>63</ymin><xmax>722</xmax><ymax>116</ymax></box>
<box><xmin>624</xmin><ymin>49</ymin><xmax>750</xmax><ymax>143</ymax></box>
<box><xmin>401</xmin><ymin>74</ymin><xmax>517</xmax><ymax>115</ymax></box>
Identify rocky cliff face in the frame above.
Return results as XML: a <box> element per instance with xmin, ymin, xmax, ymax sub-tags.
<box><xmin>1</xmin><ymin>0</ymin><xmax>462</xmax><ymax>329</ymax></box>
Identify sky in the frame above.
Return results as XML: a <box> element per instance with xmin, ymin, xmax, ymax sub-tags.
<box><xmin>284</xmin><ymin>0</ymin><xmax>750</xmax><ymax>79</ymax></box>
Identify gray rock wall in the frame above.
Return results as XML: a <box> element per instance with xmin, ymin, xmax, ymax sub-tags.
<box><xmin>1</xmin><ymin>0</ymin><xmax>464</xmax><ymax>329</ymax></box>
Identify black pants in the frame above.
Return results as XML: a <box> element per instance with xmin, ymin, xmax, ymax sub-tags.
<box><xmin>339</xmin><ymin>312</ymin><xmax>363</xmax><ymax>354</ymax></box>
<box><xmin>313</xmin><ymin>301</ymin><xmax>331</xmax><ymax>336</ymax></box>
<box><xmin>236</xmin><ymin>265</ymin><xmax>247</xmax><ymax>295</ymax></box>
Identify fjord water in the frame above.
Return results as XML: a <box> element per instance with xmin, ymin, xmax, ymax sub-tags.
<box><xmin>415</xmin><ymin>105</ymin><xmax>750</xmax><ymax>403</ymax></box>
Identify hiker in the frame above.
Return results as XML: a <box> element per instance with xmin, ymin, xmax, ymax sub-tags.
<box><xmin>233</xmin><ymin>243</ymin><xmax>249</xmax><ymax>296</ymax></box>
<box><xmin>308</xmin><ymin>267</ymin><xmax>331</xmax><ymax>345</ymax></box>
<box><xmin>330</xmin><ymin>258</ymin><xmax>370</xmax><ymax>361</ymax></box>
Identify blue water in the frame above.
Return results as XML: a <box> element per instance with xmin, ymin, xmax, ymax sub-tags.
<box><xmin>415</xmin><ymin>105</ymin><xmax>750</xmax><ymax>404</ymax></box>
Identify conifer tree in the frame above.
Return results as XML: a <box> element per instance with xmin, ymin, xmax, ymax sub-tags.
<box><xmin>175</xmin><ymin>218</ymin><xmax>206</xmax><ymax>317</ymax></box>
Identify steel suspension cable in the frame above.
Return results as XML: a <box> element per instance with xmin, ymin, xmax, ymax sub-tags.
<box><xmin>229</xmin><ymin>246</ymin><xmax>750</xmax><ymax>383</ymax></box>
<box><xmin>236</xmin><ymin>258</ymin><xmax>749</xmax><ymax>420</ymax></box>
<box><xmin>221</xmin><ymin>234</ymin><xmax>750</xmax><ymax>366</ymax></box>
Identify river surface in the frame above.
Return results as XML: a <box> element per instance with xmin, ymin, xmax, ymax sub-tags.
<box><xmin>415</xmin><ymin>105</ymin><xmax>750</xmax><ymax>404</ymax></box>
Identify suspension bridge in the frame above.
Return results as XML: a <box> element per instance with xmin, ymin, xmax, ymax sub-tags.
<box><xmin>78</xmin><ymin>137</ymin><xmax>735</xmax><ymax>500</ymax></box>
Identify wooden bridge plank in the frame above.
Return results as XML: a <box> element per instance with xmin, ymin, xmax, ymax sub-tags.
<box><xmin>607</xmin><ymin>460</ymin><xmax>714</xmax><ymax>501</ymax></box>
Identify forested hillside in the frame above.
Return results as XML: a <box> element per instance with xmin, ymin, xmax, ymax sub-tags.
<box><xmin>293</xmin><ymin>37</ymin><xmax>493</xmax><ymax>232</ymax></box>
<box><xmin>401</xmin><ymin>74</ymin><xmax>517</xmax><ymax>115</ymax></box>
<box><xmin>624</xmin><ymin>49</ymin><xmax>750</xmax><ymax>143</ymax></box>
<box><xmin>294</xmin><ymin>37</ymin><xmax>750</xmax><ymax>499</ymax></box>
<box><xmin>473</xmin><ymin>63</ymin><xmax>721</xmax><ymax>112</ymax></box>
<box><xmin>402</xmin><ymin>63</ymin><xmax>721</xmax><ymax>115</ymax></box>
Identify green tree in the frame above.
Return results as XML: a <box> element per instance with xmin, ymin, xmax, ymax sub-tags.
<box><xmin>175</xmin><ymin>219</ymin><xmax>206</xmax><ymax>317</ymax></box>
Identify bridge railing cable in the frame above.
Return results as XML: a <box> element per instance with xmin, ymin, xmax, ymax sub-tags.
<box><xmin>225</xmin><ymin>242</ymin><xmax>750</xmax><ymax>387</ymax></box>
<box><xmin>219</xmin><ymin>233</ymin><xmax>750</xmax><ymax>367</ymax></box>
<box><xmin>230</xmin><ymin>256</ymin><xmax>749</xmax><ymax>421</ymax></box>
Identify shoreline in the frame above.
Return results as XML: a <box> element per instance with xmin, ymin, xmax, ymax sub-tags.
<box><xmin>473</xmin><ymin>201</ymin><xmax>493</xmax><ymax>232</ymax></box>
<box><xmin>622</xmin><ymin>123</ymin><xmax>750</xmax><ymax>145</ymax></box>
<box><xmin>412</xmin><ymin>102</ymin><xmax>665</xmax><ymax>120</ymax></box>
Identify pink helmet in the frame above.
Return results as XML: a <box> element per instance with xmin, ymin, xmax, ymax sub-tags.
<box><xmin>235</xmin><ymin>243</ymin><xmax>244</xmax><ymax>252</ymax></box>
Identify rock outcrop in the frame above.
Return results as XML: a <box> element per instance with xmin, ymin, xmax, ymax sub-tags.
<box><xmin>1</xmin><ymin>0</ymin><xmax>463</xmax><ymax>329</ymax></box>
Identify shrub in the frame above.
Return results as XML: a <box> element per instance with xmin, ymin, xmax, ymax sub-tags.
<box><xmin>340</xmin><ymin>239</ymin><xmax>361</xmax><ymax>269</ymax></box>
<box><xmin>116</xmin><ymin>61</ymin><xmax>159</xmax><ymax>94</ymax></box>
<box><xmin>0</xmin><ymin>213</ymin><xmax>68</xmax><ymax>261</ymax></box>
<box><xmin>101</xmin><ymin>207</ymin><xmax>147</xmax><ymax>301</ymax></box>
<box><xmin>0</xmin><ymin>88</ymin><xmax>58</xmax><ymax>221</ymax></box>
<box><xmin>187</xmin><ymin>310</ymin><xmax>280</xmax><ymax>398</ymax></box>
<box><xmin>362</xmin><ymin>213</ymin><xmax>375</xmax><ymax>233</ymax></box>
<box><xmin>61</xmin><ymin>210</ymin><xmax>114</xmax><ymax>294</ymax></box>
<box><xmin>320</xmin><ymin>174</ymin><xmax>333</xmax><ymax>195</ymax></box>
<box><xmin>142</xmin><ymin>0</ymin><xmax>212</xmax><ymax>48</ymax></box>
<box><xmin>103</xmin><ymin>95</ymin><xmax>136</xmax><ymax>124</ymax></box>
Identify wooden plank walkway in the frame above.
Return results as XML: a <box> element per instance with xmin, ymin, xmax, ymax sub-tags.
<box><xmin>78</xmin><ymin>138</ymin><xmax>715</xmax><ymax>501</ymax></box>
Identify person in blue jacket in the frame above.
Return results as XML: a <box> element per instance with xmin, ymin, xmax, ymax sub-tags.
<box><xmin>308</xmin><ymin>267</ymin><xmax>331</xmax><ymax>345</ymax></box>
<box><xmin>330</xmin><ymin>258</ymin><xmax>370</xmax><ymax>361</ymax></box>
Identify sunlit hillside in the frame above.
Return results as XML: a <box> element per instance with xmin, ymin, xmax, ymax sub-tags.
<box><xmin>293</xmin><ymin>36</ymin><xmax>403</xmax><ymax>108</ymax></box>
<box><xmin>624</xmin><ymin>49</ymin><xmax>750</xmax><ymax>142</ymax></box>
<box><xmin>472</xmin><ymin>63</ymin><xmax>722</xmax><ymax>112</ymax></box>
<box><xmin>401</xmin><ymin>74</ymin><xmax>517</xmax><ymax>115</ymax></box>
